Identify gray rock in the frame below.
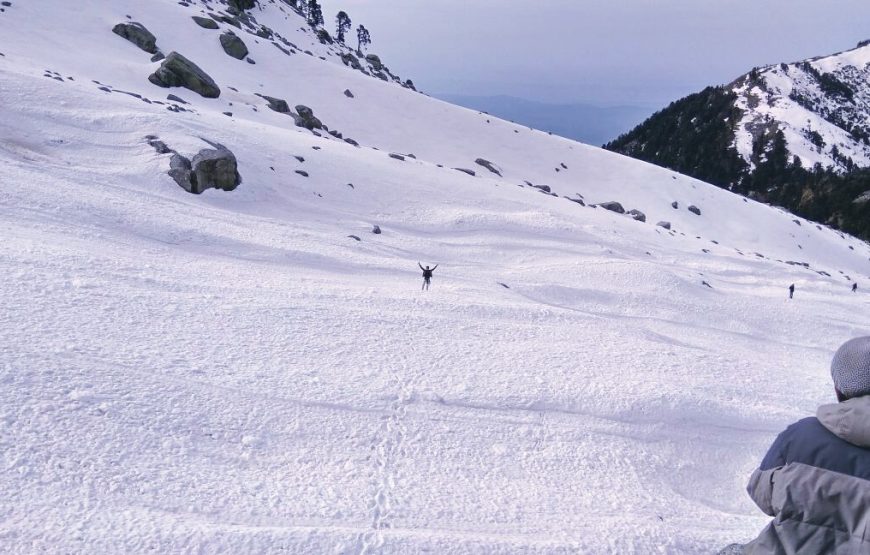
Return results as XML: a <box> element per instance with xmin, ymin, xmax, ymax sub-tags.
<box><xmin>150</xmin><ymin>52</ymin><xmax>165</xmax><ymax>62</ymax></box>
<box><xmin>567</xmin><ymin>197</ymin><xmax>585</xmax><ymax>206</ymax></box>
<box><xmin>227</xmin><ymin>0</ymin><xmax>256</xmax><ymax>11</ymax></box>
<box><xmin>474</xmin><ymin>158</ymin><xmax>502</xmax><ymax>176</ymax></box>
<box><xmin>112</xmin><ymin>22</ymin><xmax>158</xmax><ymax>54</ymax></box>
<box><xmin>688</xmin><ymin>205</ymin><xmax>702</xmax><ymax>216</ymax></box>
<box><xmin>628</xmin><ymin>209</ymin><xmax>646</xmax><ymax>222</ymax></box>
<box><xmin>341</xmin><ymin>53</ymin><xmax>362</xmax><ymax>70</ymax></box>
<box><xmin>344</xmin><ymin>138</ymin><xmax>359</xmax><ymax>146</ymax></box>
<box><xmin>219</xmin><ymin>31</ymin><xmax>248</xmax><ymax>60</ymax></box>
<box><xmin>293</xmin><ymin>104</ymin><xmax>322</xmax><ymax>130</ymax></box>
<box><xmin>167</xmin><ymin>93</ymin><xmax>188</xmax><ymax>104</ymax></box>
<box><xmin>389</xmin><ymin>153</ymin><xmax>405</xmax><ymax>161</ymax></box>
<box><xmin>531</xmin><ymin>184</ymin><xmax>551</xmax><ymax>193</ymax></box>
<box><xmin>595</xmin><ymin>201</ymin><xmax>625</xmax><ymax>214</ymax></box>
<box><xmin>347</xmin><ymin>235</ymin><xmax>361</xmax><ymax>242</ymax></box>
<box><xmin>365</xmin><ymin>54</ymin><xmax>383</xmax><ymax>71</ymax></box>
<box><xmin>148</xmin><ymin>52</ymin><xmax>220</xmax><ymax>98</ymax></box>
<box><xmin>717</xmin><ymin>544</ymin><xmax>745</xmax><ymax>555</ymax></box>
<box><xmin>246</xmin><ymin>57</ymin><xmax>255</xmax><ymax>64</ymax></box>
<box><xmin>316</xmin><ymin>29</ymin><xmax>333</xmax><ymax>44</ymax></box>
<box><xmin>344</xmin><ymin>89</ymin><xmax>354</xmax><ymax>98</ymax></box>
<box><xmin>454</xmin><ymin>168</ymin><xmax>476</xmax><ymax>176</ymax></box>
<box><xmin>372</xmin><ymin>225</ymin><xmax>381</xmax><ymax>235</ymax></box>
<box><xmin>656</xmin><ymin>221</ymin><xmax>672</xmax><ymax>230</ymax></box>
<box><xmin>671</xmin><ymin>201</ymin><xmax>679</xmax><ymax>209</ymax></box>
<box><xmin>192</xmin><ymin>16</ymin><xmax>219</xmax><ymax>29</ymax></box>
<box><xmin>255</xmin><ymin>93</ymin><xmax>289</xmax><ymax>113</ymax></box>
<box><xmin>168</xmin><ymin>142</ymin><xmax>241</xmax><ymax>194</ymax></box>
<box><xmin>295</xmin><ymin>170</ymin><xmax>309</xmax><ymax>177</ymax></box>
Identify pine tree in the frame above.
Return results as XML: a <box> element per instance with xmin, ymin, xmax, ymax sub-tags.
<box><xmin>356</xmin><ymin>24</ymin><xmax>371</xmax><ymax>54</ymax></box>
<box><xmin>335</xmin><ymin>11</ymin><xmax>352</xmax><ymax>44</ymax></box>
<box><xmin>306</xmin><ymin>0</ymin><xmax>324</xmax><ymax>27</ymax></box>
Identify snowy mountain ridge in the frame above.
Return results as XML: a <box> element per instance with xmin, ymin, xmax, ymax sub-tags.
<box><xmin>732</xmin><ymin>40</ymin><xmax>870</xmax><ymax>172</ymax></box>
<box><xmin>2</xmin><ymin>1</ymin><xmax>870</xmax><ymax>553</ymax></box>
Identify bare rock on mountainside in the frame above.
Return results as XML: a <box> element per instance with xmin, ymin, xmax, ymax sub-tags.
<box><xmin>227</xmin><ymin>0</ymin><xmax>256</xmax><ymax>11</ymax></box>
<box><xmin>112</xmin><ymin>22</ymin><xmax>158</xmax><ymax>54</ymax></box>
<box><xmin>596</xmin><ymin>201</ymin><xmax>626</xmax><ymax>214</ymax></box>
<box><xmin>344</xmin><ymin>89</ymin><xmax>354</xmax><ymax>98</ymax></box>
<box><xmin>671</xmin><ymin>201</ymin><xmax>679</xmax><ymax>209</ymax></box>
<box><xmin>255</xmin><ymin>93</ymin><xmax>289</xmax><ymax>113</ymax></box>
<box><xmin>148</xmin><ymin>52</ymin><xmax>220</xmax><ymax>98</ymax></box>
<box><xmin>192</xmin><ymin>16</ymin><xmax>219</xmax><ymax>30</ymax></box>
<box><xmin>219</xmin><ymin>31</ymin><xmax>248</xmax><ymax>60</ymax></box>
<box><xmin>365</xmin><ymin>54</ymin><xmax>383</xmax><ymax>71</ymax></box>
<box><xmin>454</xmin><ymin>168</ymin><xmax>476</xmax><ymax>176</ymax></box>
<box><xmin>657</xmin><ymin>221</ymin><xmax>672</xmax><ymax>230</ymax></box>
<box><xmin>168</xmin><ymin>141</ymin><xmax>241</xmax><ymax>194</ymax></box>
<box><xmin>475</xmin><ymin>158</ymin><xmax>502</xmax><ymax>176</ymax></box>
<box><xmin>293</xmin><ymin>105</ymin><xmax>323</xmax><ymax>130</ymax></box>
<box><xmin>688</xmin><ymin>205</ymin><xmax>702</xmax><ymax>216</ymax></box>
<box><xmin>628</xmin><ymin>209</ymin><xmax>646</xmax><ymax>222</ymax></box>
<box><xmin>372</xmin><ymin>225</ymin><xmax>381</xmax><ymax>234</ymax></box>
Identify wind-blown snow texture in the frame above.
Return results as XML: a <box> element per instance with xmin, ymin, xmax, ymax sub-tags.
<box><xmin>732</xmin><ymin>42</ymin><xmax>870</xmax><ymax>171</ymax></box>
<box><xmin>2</xmin><ymin>1</ymin><xmax>870</xmax><ymax>553</ymax></box>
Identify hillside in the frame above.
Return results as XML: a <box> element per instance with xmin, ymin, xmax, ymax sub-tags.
<box><xmin>605</xmin><ymin>41</ymin><xmax>870</xmax><ymax>239</ymax></box>
<box><xmin>2</xmin><ymin>1</ymin><xmax>870</xmax><ymax>553</ymax></box>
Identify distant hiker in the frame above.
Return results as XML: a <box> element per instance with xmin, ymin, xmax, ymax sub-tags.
<box><xmin>853</xmin><ymin>282</ymin><xmax>859</xmax><ymax>293</ymax></box>
<box><xmin>743</xmin><ymin>337</ymin><xmax>870</xmax><ymax>553</ymax></box>
<box><xmin>788</xmin><ymin>283</ymin><xmax>795</xmax><ymax>299</ymax></box>
<box><xmin>419</xmin><ymin>262</ymin><xmax>438</xmax><ymax>291</ymax></box>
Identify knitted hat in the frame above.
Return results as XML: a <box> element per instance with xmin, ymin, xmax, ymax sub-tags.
<box><xmin>831</xmin><ymin>337</ymin><xmax>870</xmax><ymax>399</ymax></box>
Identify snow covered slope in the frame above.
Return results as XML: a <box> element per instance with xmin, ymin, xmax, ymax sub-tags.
<box><xmin>2</xmin><ymin>1</ymin><xmax>870</xmax><ymax>553</ymax></box>
<box><xmin>732</xmin><ymin>41</ymin><xmax>870</xmax><ymax>172</ymax></box>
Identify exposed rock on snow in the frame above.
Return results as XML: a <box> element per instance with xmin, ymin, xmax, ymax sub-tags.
<box><xmin>454</xmin><ymin>168</ymin><xmax>476</xmax><ymax>176</ymax></box>
<box><xmin>227</xmin><ymin>0</ymin><xmax>256</xmax><ymax>11</ymax></box>
<box><xmin>672</xmin><ymin>201</ymin><xmax>679</xmax><ymax>209</ymax></box>
<box><xmin>192</xmin><ymin>16</ymin><xmax>219</xmax><ymax>30</ymax></box>
<box><xmin>688</xmin><ymin>205</ymin><xmax>702</xmax><ymax>216</ymax></box>
<box><xmin>475</xmin><ymin>158</ymin><xmax>502</xmax><ymax>176</ymax></box>
<box><xmin>371</xmin><ymin>225</ymin><xmax>381</xmax><ymax>234</ymax></box>
<box><xmin>628</xmin><ymin>209</ymin><xmax>646</xmax><ymax>222</ymax></box>
<box><xmin>112</xmin><ymin>22</ymin><xmax>158</xmax><ymax>54</ymax></box>
<box><xmin>255</xmin><ymin>93</ymin><xmax>289</xmax><ymax>113</ymax></box>
<box><xmin>168</xmin><ymin>141</ymin><xmax>241</xmax><ymax>194</ymax></box>
<box><xmin>219</xmin><ymin>31</ymin><xmax>248</xmax><ymax>60</ymax></box>
<box><xmin>148</xmin><ymin>52</ymin><xmax>220</xmax><ymax>98</ymax></box>
<box><xmin>293</xmin><ymin>104</ymin><xmax>323</xmax><ymax>130</ymax></box>
<box><xmin>657</xmin><ymin>221</ymin><xmax>672</xmax><ymax>230</ymax></box>
<box><xmin>389</xmin><ymin>153</ymin><xmax>405</xmax><ymax>161</ymax></box>
<box><xmin>596</xmin><ymin>201</ymin><xmax>626</xmax><ymax>214</ymax></box>
<box><xmin>365</xmin><ymin>54</ymin><xmax>383</xmax><ymax>71</ymax></box>
<box><xmin>343</xmin><ymin>89</ymin><xmax>354</xmax><ymax>98</ymax></box>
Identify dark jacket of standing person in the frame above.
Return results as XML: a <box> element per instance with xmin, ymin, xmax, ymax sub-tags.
<box><xmin>744</xmin><ymin>337</ymin><xmax>870</xmax><ymax>554</ymax></box>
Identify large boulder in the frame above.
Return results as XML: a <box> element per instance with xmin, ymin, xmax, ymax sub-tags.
<box><xmin>293</xmin><ymin>105</ymin><xmax>323</xmax><ymax>130</ymax></box>
<box><xmin>596</xmin><ymin>201</ymin><xmax>625</xmax><ymax>214</ymax></box>
<box><xmin>169</xmin><ymin>142</ymin><xmax>241</xmax><ymax>194</ymax></box>
<box><xmin>227</xmin><ymin>0</ymin><xmax>256</xmax><ymax>11</ymax></box>
<box><xmin>192</xmin><ymin>16</ymin><xmax>219</xmax><ymax>30</ymax></box>
<box><xmin>148</xmin><ymin>52</ymin><xmax>220</xmax><ymax>98</ymax></box>
<box><xmin>688</xmin><ymin>205</ymin><xmax>702</xmax><ymax>216</ymax></box>
<box><xmin>474</xmin><ymin>158</ymin><xmax>502</xmax><ymax>176</ymax></box>
<box><xmin>365</xmin><ymin>54</ymin><xmax>383</xmax><ymax>71</ymax></box>
<box><xmin>112</xmin><ymin>22</ymin><xmax>158</xmax><ymax>54</ymax></box>
<box><xmin>341</xmin><ymin>53</ymin><xmax>362</xmax><ymax>70</ymax></box>
<box><xmin>255</xmin><ymin>93</ymin><xmax>289</xmax><ymax>113</ymax></box>
<box><xmin>627</xmin><ymin>209</ymin><xmax>646</xmax><ymax>222</ymax></box>
<box><xmin>219</xmin><ymin>31</ymin><xmax>248</xmax><ymax>60</ymax></box>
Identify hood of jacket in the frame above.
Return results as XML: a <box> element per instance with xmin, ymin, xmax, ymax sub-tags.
<box><xmin>817</xmin><ymin>395</ymin><xmax>870</xmax><ymax>448</ymax></box>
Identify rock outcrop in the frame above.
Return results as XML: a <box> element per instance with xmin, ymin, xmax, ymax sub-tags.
<box><xmin>219</xmin><ymin>31</ymin><xmax>248</xmax><ymax>60</ymax></box>
<box><xmin>293</xmin><ymin>105</ymin><xmax>323</xmax><ymax>130</ymax></box>
<box><xmin>168</xmin><ymin>141</ymin><xmax>241</xmax><ymax>194</ymax></box>
<box><xmin>474</xmin><ymin>158</ymin><xmax>502</xmax><ymax>176</ymax></box>
<box><xmin>627</xmin><ymin>209</ymin><xmax>646</xmax><ymax>222</ymax></box>
<box><xmin>192</xmin><ymin>16</ymin><xmax>219</xmax><ymax>30</ymax></box>
<box><xmin>255</xmin><ymin>93</ymin><xmax>290</xmax><ymax>113</ymax></box>
<box><xmin>688</xmin><ymin>205</ymin><xmax>702</xmax><ymax>216</ymax></box>
<box><xmin>112</xmin><ymin>22</ymin><xmax>158</xmax><ymax>54</ymax></box>
<box><xmin>596</xmin><ymin>201</ymin><xmax>625</xmax><ymax>214</ymax></box>
<box><xmin>148</xmin><ymin>52</ymin><xmax>220</xmax><ymax>98</ymax></box>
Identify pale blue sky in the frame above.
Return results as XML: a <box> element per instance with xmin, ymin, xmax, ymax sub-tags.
<box><xmin>318</xmin><ymin>0</ymin><xmax>870</xmax><ymax>107</ymax></box>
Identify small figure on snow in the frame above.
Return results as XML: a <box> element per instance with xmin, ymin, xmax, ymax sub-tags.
<box><xmin>788</xmin><ymin>283</ymin><xmax>795</xmax><ymax>299</ymax></box>
<box><xmin>419</xmin><ymin>262</ymin><xmax>438</xmax><ymax>291</ymax></box>
<box><xmin>853</xmin><ymin>282</ymin><xmax>858</xmax><ymax>293</ymax></box>
<box><xmin>742</xmin><ymin>337</ymin><xmax>870</xmax><ymax>552</ymax></box>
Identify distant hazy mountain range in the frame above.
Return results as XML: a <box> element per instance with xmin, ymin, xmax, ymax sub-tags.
<box><xmin>436</xmin><ymin>94</ymin><xmax>655</xmax><ymax>146</ymax></box>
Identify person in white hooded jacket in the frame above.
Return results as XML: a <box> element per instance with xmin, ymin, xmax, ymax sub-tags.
<box><xmin>743</xmin><ymin>336</ymin><xmax>870</xmax><ymax>554</ymax></box>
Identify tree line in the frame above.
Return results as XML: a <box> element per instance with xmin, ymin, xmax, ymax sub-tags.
<box><xmin>285</xmin><ymin>0</ymin><xmax>372</xmax><ymax>53</ymax></box>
